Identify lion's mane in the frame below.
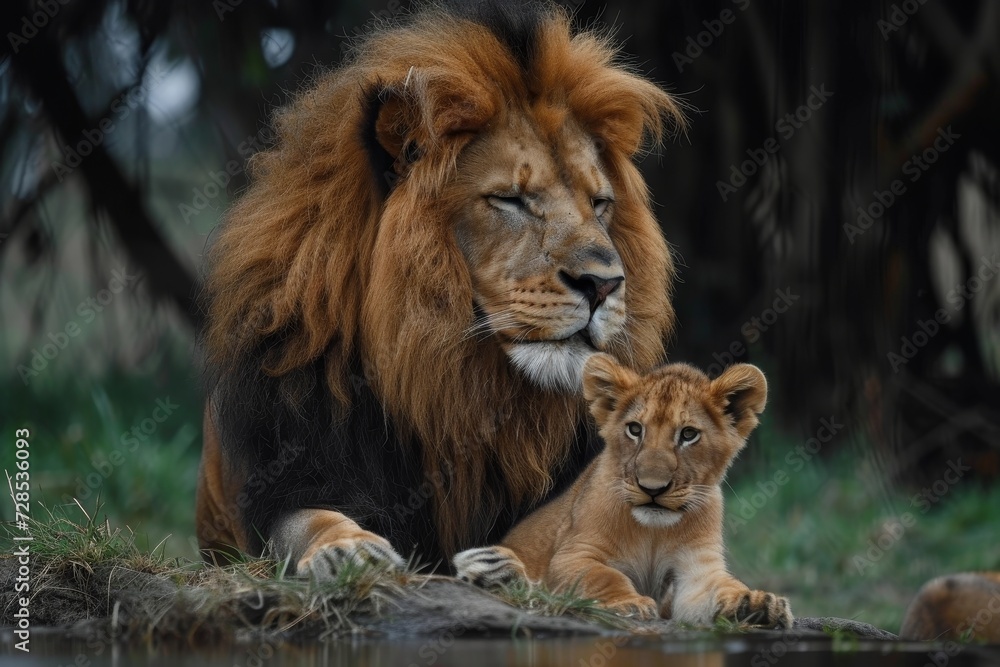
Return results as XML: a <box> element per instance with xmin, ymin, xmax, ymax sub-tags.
<box><xmin>203</xmin><ymin>1</ymin><xmax>682</xmax><ymax>561</ymax></box>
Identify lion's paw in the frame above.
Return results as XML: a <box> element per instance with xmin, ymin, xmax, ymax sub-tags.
<box><xmin>606</xmin><ymin>594</ymin><xmax>660</xmax><ymax>620</ymax></box>
<box><xmin>717</xmin><ymin>589</ymin><xmax>793</xmax><ymax>629</ymax></box>
<box><xmin>297</xmin><ymin>535</ymin><xmax>405</xmax><ymax>580</ymax></box>
<box><xmin>453</xmin><ymin>546</ymin><xmax>530</xmax><ymax>589</ymax></box>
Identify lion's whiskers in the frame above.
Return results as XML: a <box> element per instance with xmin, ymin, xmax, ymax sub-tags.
<box><xmin>510</xmin><ymin>324</ymin><xmax>542</xmax><ymax>344</ymax></box>
<box><xmin>603</xmin><ymin>317</ymin><xmax>637</xmax><ymax>368</ymax></box>
<box><xmin>462</xmin><ymin>310</ymin><xmax>522</xmax><ymax>342</ymax></box>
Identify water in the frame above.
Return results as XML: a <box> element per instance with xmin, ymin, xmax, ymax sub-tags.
<box><xmin>3</xmin><ymin>632</ymin><xmax>999</xmax><ymax>667</ymax></box>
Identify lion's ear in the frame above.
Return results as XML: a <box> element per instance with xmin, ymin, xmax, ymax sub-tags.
<box><xmin>367</xmin><ymin>71</ymin><xmax>496</xmax><ymax>173</ymax></box>
<box><xmin>369</xmin><ymin>84</ymin><xmax>415</xmax><ymax>162</ymax></box>
<box><xmin>583</xmin><ymin>354</ymin><xmax>638</xmax><ymax>423</ymax></box>
<box><xmin>710</xmin><ymin>364</ymin><xmax>767</xmax><ymax>440</ymax></box>
<box><xmin>360</xmin><ymin>83</ymin><xmax>420</xmax><ymax>195</ymax></box>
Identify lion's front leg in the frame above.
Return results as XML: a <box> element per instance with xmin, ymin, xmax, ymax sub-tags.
<box><xmin>272</xmin><ymin>509</ymin><xmax>406</xmax><ymax>579</ymax></box>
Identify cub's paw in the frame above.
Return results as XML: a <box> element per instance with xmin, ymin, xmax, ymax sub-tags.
<box><xmin>453</xmin><ymin>546</ymin><xmax>529</xmax><ymax>589</ymax></box>
<box><xmin>605</xmin><ymin>594</ymin><xmax>660</xmax><ymax>621</ymax></box>
<box><xmin>297</xmin><ymin>534</ymin><xmax>405</xmax><ymax>580</ymax></box>
<box><xmin>717</xmin><ymin>589</ymin><xmax>793</xmax><ymax>628</ymax></box>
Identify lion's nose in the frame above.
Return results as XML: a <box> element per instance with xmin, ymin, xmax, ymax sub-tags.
<box><xmin>638</xmin><ymin>480</ymin><xmax>672</xmax><ymax>498</ymax></box>
<box><xmin>559</xmin><ymin>272</ymin><xmax>624</xmax><ymax>311</ymax></box>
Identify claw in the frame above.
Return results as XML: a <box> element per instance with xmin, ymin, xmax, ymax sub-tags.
<box><xmin>297</xmin><ymin>536</ymin><xmax>405</xmax><ymax>580</ymax></box>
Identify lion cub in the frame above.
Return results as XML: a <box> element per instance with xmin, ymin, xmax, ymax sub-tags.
<box><xmin>454</xmin><ymin>354</ymin><xmax>792</xmax><ymax>627</ymax></box>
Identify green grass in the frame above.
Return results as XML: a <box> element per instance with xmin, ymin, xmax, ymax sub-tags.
<box><xmin>13</xmin><ymin>500</ymin><xmax>173</xmax><ymax>573</ymax></box>
<box><xmin>493</xmin><ymin>579</ymin><xmax>626</xmax><ymax>627</ymax></box>
<box><xmin>1</xmin><ymin>503</ymin><xmax>415</xmax><ymax>641</ymax></box>
<box><xmin>1</xmin><ymin>353</ymin><xmax>204</xmax><ymax>559</ymax></box>
<box><xmin>724</xmin><ymin>420</ymin><xmax>1000</xmax><ymax>633</ymax></box>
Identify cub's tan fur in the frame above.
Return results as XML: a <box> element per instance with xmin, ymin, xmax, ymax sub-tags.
<box><xmin>454</xmin><ymin>354</ymin><xmax>792</xmax><ymax>627</ymax></box>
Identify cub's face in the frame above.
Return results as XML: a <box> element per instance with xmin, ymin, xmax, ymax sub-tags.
<box><xmin>451</xmin><ymin>110</ymin><xmax>627</xmax><ymax>392</ymax></box>
<box><xmin>583</xmin><ymin>354</ymin><xmax>768</xmax><ymax>528</ymax></box>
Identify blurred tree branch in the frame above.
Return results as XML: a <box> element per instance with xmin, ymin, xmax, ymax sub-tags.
<box><xmin>0</xmin><ymin>0</ymin><xmax>203</xmax><ymax>329</ymax></box>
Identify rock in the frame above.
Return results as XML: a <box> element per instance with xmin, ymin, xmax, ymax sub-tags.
<box><xmin>795</xmin><ymin>616</ymin><xmax>897</xmax><ymax>640</ymax></box>
<box><xmin>367</xmin><ymin>578</ymin><xmax>606</xmax><ymax>637</ymax></box>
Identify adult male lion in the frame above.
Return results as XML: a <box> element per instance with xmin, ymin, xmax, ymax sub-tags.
<box><xmin>196</xmin><ymin>1</ymin><xmax>684</xmax><ymax>577</ymax></box>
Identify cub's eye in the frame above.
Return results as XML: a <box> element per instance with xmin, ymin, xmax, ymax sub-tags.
<box><xmin>487</xmin><ymin>194</ymin><xmax>527</xmax><ymax>214</ymax></box>
<box><xmin>625</xmin><ymin>421</ymin><xmax>643</xmax><ymax>441</ymax></box>
<box><xmin>679</xmin><ymin>426</ymin><xmax>700</xmax><ymax>446</ymax></box>
<box><xmin>592</xmin><ymin>197</ymin><xmax>612</xmax><ymax>218</ymax></box>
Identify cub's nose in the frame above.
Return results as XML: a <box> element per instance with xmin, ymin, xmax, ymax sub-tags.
<box><xmin>559</xmin><ymin>271</ymin><xmax>624</xmax><ymax>311</ymax></box>
<box><xmin>637</xmin><ymin>480</ymin><xmax>672</xmax><ymax>498</ymax></box>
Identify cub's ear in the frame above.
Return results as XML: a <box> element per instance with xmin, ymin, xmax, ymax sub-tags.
<box><xmin>710</xmin><ymin>364</ymin><xmax>768</xmax><ymax>439</ymax></box>
<box><xmin>583</xmin><ymin>354</ymin><xmax>639</xmax><ymax>423</ymax></box>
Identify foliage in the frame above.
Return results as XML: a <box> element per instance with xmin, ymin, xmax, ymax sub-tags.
<box><xmin>726</xmin><ymin>431</ymin><xmax>1000</xmax><ymax>631</ymax></box>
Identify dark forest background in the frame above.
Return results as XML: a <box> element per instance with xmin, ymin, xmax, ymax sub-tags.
<box><xmin>1</xmin><ymin>0</ymin><xmax>998</xmax><ymax>629</ymax></box>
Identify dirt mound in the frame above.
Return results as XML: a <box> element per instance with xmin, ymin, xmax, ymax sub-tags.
<box><xmin>1</xmin><ymin>556</ymin><xmax>893</xmax><ymax>645</ymax></box>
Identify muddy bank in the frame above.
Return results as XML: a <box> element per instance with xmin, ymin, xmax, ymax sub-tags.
<box><xmin>0</xmin><ymin>556</ymin><xmax>897</xmax><ymax>647</ymax></box>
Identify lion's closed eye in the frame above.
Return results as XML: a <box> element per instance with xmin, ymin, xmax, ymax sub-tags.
<box><xmin>487</xmin><ymin>194</ymin><xmax>528</xmax><ymax>214</ymax></box>
<box><xmin>592</xmin><ymin>197</ymin><xmax>612</xmax><ymax>218</ymax></box>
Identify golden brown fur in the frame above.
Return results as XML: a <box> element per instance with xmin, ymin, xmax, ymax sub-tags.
<box><xmin>194</xmin><ymin>406</ymin><xmax>243</xmax><ymax>563</ymax></box>
<box><xmin>196</xmin><ymin>3</ymin><xmax>684</xmax><ymax>570</ymax></box>
<box><xmin>454</xmin><ymin>355</ymin><xmax>792</xmax><ymax>627</ymax></box>
<box><xmin>900</xmin><ymin>572</ymin><xmax>1000</xmax><ymax>641</ymax></box>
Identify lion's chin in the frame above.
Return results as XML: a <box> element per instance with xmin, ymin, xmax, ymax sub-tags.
<box><xmin>631</xmin><ymin>505</ymin><xmax>683</xmax><ymax>528</ymax></box>
<box><xmin>505</xmin><ymin>335</ymin><xmax>596</xmax><ymax>393</ymax></box>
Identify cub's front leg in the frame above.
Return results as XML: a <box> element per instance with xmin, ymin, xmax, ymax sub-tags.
<box><xmin>549</xmin><ymin>550</ymin><xmax>659</xmax><ymax>620</ymax></box>
<box><xmin>672</xmin><ymin>554</ymin><xmax>792</xmax><ymax>628</ymax></box>
<box><xmin>714</xmin><ymin>582</ymin><xmax>793</xmax><ymax>629</ymax></box>
<box><xmin>452</xmin><ymin>546</ymin><xmax>531</xmax><ymax>589</ymax></box>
